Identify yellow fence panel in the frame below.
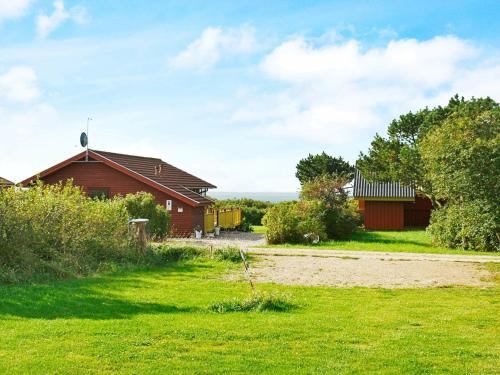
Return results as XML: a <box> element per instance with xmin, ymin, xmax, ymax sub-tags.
<box><xmin>204</xmin><ymin>209</ymin><xmax>215</xmax><ymax>233</ymax></box>
<box><xmin>217</xmin><ymin>208</ymin><xmax>242</xmax><ymax>229</ymax></box>
<box><xmin>205</xmin><ymin>208</ymin><xmax>243</xmax><ymax>232</ymax></box>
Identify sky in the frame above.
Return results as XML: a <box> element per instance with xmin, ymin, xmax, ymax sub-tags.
<box><xmin>1</xmin><ymin>0</ymin><xmax>499</xmax><ymax>192</ymax></box>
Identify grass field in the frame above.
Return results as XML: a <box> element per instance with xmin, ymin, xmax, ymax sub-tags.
<box><xmin>1</xmin><ymin>260</ymin><xmax>499</xmax><ymax>374</ymax></box>
<box><xmin>263</xmin><ymin>229</ymin><xmax>500</xmax><ymax>255</ymax></box>
<box><xmin>251</xmin><ymin>225</ymin><xmax>267</xmax><ymax>234</ymax></box>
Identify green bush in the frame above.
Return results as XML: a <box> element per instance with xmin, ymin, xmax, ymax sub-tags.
<box><xmin>262</xmin><ymin>202</ymin><xmax>303</xmax><ymax>244</ymax></box>
<box><xmin>210</xmin><ymin>291</ymin><xmax>295</xmax><ymax>313</ymax></box>
<box><xmin>262</xmin><ymin>202</ymin><xmax>327</xmax><ymax>244</ymax></box>
<box><xmin>151</xmin><ymin>244</ymin><xmax>242</xmax><ymax>263</ymax></box>
<box><xmin>0</xmin><ymin>182</ymin><xmax>135</xmax><ymax>283</ymax></box>
<box><xmin>124</xmin><ymin>192</ymin><xmax>170</xmax><ymax>238</ymax></box>
<box><xmin>427</xmin><ymin>202</ymin><xmax>499</xmax><ymax>251</ymax></box>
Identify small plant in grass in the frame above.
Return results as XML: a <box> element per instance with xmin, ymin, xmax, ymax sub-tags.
<box><xmin>211</xmin><ymin>246</ymin><xmax>242</xmax><ymax>262</ymax></box>
<box><xmin>150</xmin><ymin>244</ymin><xmax>243</xmax><ymax>263</ymax></box>
<box><xmin>210</xmin><ymin>291</ymin><xmax>296</xmax><ymax>313</ymax></box>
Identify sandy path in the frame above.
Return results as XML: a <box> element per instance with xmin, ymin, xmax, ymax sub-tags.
<box><xmin>237</xmin><ymin>248</ymin><xmax>498</xmax><ymax>288</ymax></box>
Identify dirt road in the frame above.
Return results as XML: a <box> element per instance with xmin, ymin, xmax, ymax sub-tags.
<box><xmin>241</xmin><ymin>248</ymin><xmax>499</xmax><ymax>288</ymax></box>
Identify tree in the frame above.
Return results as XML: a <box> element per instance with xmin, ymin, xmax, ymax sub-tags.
<box><xmin>356</xmin><ymin>95</ymin><xmax>499</xmax><ymax>206</ymax></box>
<box><xmin>421</xmin><ymin>109</ymin><xmax>500</xmax><ymax>204</ymax></box>
<box><xmin>300</xmin><ymin>175</ymin><xmax>358</xmax><ymax>239</ymax></box>
<box><xmin>421</xmin><ymin>108</ymin><xmax>500</xmax><ymax>251</ymax></box>
<box><xmin>295</xmin><ymin>152</ymin><xmax>354</xmax><ymax>184</ymax></box>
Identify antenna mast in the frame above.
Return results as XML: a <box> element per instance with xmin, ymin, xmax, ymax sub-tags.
<box><xmin>86</xmin><ymin>117</ymin><xmax>92</xmax><ymax>161</ymax></box>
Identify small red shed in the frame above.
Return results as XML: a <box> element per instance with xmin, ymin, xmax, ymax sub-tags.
<box><xmin>20</xmin><ymin>150</ymin><xmax>216</xmax><ymax>235</ymax></box>
<box><xmin>353</xmin><ymin>170</ymin><xmax>432</xmax><ymax>230</ymax></box>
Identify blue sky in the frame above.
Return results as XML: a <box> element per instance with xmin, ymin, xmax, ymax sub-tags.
<box><xmin>1</xmin><ymin>0</ymin><xmax>499</xmax><ymax>192</ymax></box>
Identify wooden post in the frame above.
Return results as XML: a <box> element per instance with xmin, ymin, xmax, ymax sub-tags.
<box><xmin>129</xmin><ymin>218</ymin><xmax>149</xmax><ymax>253</ymax></box>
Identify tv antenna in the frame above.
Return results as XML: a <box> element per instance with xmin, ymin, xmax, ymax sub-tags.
<box><xmin>80</xmin><ymin>117</ymin><xmax>92</xmax><ymax>161</ymax></box>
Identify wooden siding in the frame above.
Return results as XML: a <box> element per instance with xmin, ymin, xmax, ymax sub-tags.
<box><xmin>364</xmin><ymin>201</ymin><xmax>404</xmax><ymax>230</ymax></box>
<box><xmin>42</xmin><ymin>161</ymin><xmax>200</xmax><ymax>234</ymax></box>
<box><xmin>403</xmin><ymin>195</ymin><xmax>432</xmax><ymax>227</ymax></box>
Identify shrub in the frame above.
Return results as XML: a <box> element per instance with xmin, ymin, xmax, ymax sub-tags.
<box><xmin>0</xmin><ymin>182</ymin><xmax>135</xmax><ymax>283</ymax></box>
<box><xmin>151</xmin><ymin>244</ymin><xmax>242</xmax><ymax>263</ymax></box>
<box><xmin>262</xmin><ymin>202</ymin><xmax>303</xmax><ymax>244</ymax></box>
<box><xmin>427</xmin><ymin>202</ymin><xmax>499</xmax><ymax>251</ymax></box>
<box><xmin>210</xmin><ymin>291</ymin><xmax>295</xmax><ymax>313</ymax></box>
<box><xmin>301</xmin><ymin>175</ymin><xmax>359</xmax><ymax>240</ymax></box>
<box><xmin>262</xmin><ymin>201</ymin><xmax>327</xmax><ymax>244</ymax></box>
<box><xmin>236</xmin><ymin>217</ymin><xmax>253</xmax><ymax>232</ymax></box>
<box><xmin>124</xmin><ymin>192</ymin><xmax>170</xmax><ymax>239</ymax></box>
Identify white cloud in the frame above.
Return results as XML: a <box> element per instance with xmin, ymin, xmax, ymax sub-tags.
<box><xmin>230</xmin><ymin>35</ymin><xmax>500</xmax><ymax>144</ymax></box>
<box><xmin>36</xmin><ymin>1</ymin><xmax>88</xmax><ymax>39</ymax></box>
<box><xmin>169</xmin><ymin>25</ymin><xmax>256</xmax><ymax>70</ymax></box>
<box><xmin>0</xmin><ymin>0</ymin><xmax>32</xmax><ymax>22</ymax></box>
<box><xmin>0</xmin><ymin>66</ymin><xmax>40</xmax><ymax>102</ymax></box>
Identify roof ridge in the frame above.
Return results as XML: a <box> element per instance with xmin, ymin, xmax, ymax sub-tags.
<box><xmin>91</xmin><ymin>149</ymin><xmax>162</xmax><ymax>161</ymax></box>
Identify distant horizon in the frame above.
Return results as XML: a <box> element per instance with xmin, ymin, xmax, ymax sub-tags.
<box><xmin>209</xmin><ymin>191</ymin><xmax>299</xmax><ymax>202</ymax></box>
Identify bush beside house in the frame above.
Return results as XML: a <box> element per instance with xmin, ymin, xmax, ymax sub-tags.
<box><xmin>124</xmin><ymin>192</ymin><xmax>171</xmax><ymax>238</ymax></box>
<box><xmin>263</xmin><ymin>175</ymin><xmax>358</xmax><ymax>244</ymax></box>
<box><xmin>0</xmin><ymin>181</ymin><xmax>137</xmax><ymax>283</ymax></box>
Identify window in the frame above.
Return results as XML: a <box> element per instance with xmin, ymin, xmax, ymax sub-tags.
<box><xmin>166</xmin><ymin>200</ymin><xmax>172</xmax><ymax>211</ymax></box>
<box><xmin>88</xmin><ymin>188</ymin><xmax>110</xmax><ymax>199</ymax></box>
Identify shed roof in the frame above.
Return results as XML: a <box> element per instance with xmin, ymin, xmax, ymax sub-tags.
<box><xmin>20</xmin><ymin>150</ymin><xmax>216</xmax><ymax>207</ymax></box>
<box><xmin>353</xmin><ymin>169</ymin><xmax>415</xmax><ymax>200</ymax></box>
<box><xmin>0</xmin><ymin>177</ymin><xmax>14</xmax><ymax>187</ymax></box>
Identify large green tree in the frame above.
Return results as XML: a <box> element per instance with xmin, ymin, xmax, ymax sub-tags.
<box><xmin>296</xmin><ymin>152</ymin><xmax>354</xmax><ymax>185</ymax></box>
<box><xmin>421</xmin><ymin>107</ymin><xmax>500</xmax><ymax>251</ymax></box>
<box><xmin>421</xmin><ymin>108</ymin><xmax>500</xmax><ymax>204</ymax></box>
<box><xmin>356</xmin><ymin>95</ymin><xmax>499</xmax><ymax>206</ymax></box>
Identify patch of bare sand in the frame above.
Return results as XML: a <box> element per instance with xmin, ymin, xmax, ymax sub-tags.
<box><xmin>234</xmin><ymin>255</ymin><xmax>494</xmax><ymax>288</ymax></box>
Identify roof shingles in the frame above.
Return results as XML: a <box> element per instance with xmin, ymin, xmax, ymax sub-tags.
<box><xmin>92</xmin><ymin>150</ymin><xmax>215</xmax><ymax>205</ymax></box>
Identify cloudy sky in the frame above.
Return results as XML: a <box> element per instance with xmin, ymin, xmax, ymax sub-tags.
<box><xmin>1</xmin><ymin>0</ymin><xmax>499</xmax><ymax>192</ymax></box>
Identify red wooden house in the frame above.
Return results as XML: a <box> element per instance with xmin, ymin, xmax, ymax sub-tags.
<box><xmin>353</xmin><ymin>170</ymin><xmax>432</xmax><ymax>230</ymax></box>
<box><xmin>20</xmin><ymin>150</ymin><xmax>216</xmax><ymax>235</ymax></box>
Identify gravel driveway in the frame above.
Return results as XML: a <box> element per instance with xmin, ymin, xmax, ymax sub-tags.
<box><xmin>170</xmin><ymin>232</ymin><xmax>499</xmax><ymax>288</ymax></box>
<box><xmin>242</xmin><ymin>248</ymin><xmax>498</xmax><ymax>288</ymax></box>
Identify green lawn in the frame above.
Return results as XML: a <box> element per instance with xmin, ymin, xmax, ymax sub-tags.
<box><xmin>263</xmin><ymin>229</ymin><xmax>500</xmax><ymax>255</ymax></box>
<box><xmin>1</xmin><ymin>260</ymin><xmax>499</xmax><ymax>374</ymax></box>
<box><xmin>251</xmin><ymin>225</ymin><xmax>267</xmax><ymax>234</ymax></box>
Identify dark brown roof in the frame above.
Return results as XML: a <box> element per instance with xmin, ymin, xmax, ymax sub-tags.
<box><xmin>0</xmin><ymin>177</ymin><xmax>14</xmax><ymax>187</ymax></box>
<box><xmin>92</xmin><ymin>150</ymin><xmax>215</xmax><ymax>205</ymax></box>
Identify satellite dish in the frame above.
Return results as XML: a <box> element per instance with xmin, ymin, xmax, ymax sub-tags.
<box><xmin>80</xmin><ymin>132</ymin><xmax>88</xmax><ymax>147</ymax></box>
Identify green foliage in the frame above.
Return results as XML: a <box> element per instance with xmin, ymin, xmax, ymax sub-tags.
<box><xmin>151</xmin><ymin>244</ymin><xmax>242</xmax><ymax>263</ymax></box>
<box><xmin>301</xmin><ymin>175</ymin><xmax>359</xmax><ymax>240</ymax></box>
<box><xmin>263</xmin><ymin>175</ymin><xmax>359</xmax><ymax>244</ymax></box>
<box><xmin>210</xmin><ymin>291</ymin><xmax>295</xmax><ymax>313</ymax></box>
<box><xmin>427</xmin><ymin>202</ymin><xmax>499</xmax><ymax>252</ymax></box>
<box><xmin>421</xmin><ymin>109</ymin><xmax>500</xmax><ymax>204</ymax></box>
<box><xmin>262</xmin><ymin>202</ymin><xmax>303</xmax><ymax>244</ymax></box>
<box><xmin>236</xmin><ymin>216</ymin><xmax>253</xmax><ymax>232</ymax></box>
<box><xmin>0</xmin><ymin>181</ymin><xmax>135</xmax><ymax>283</ymax></box>
<box><xmin>124</xmin><ymin>192</ymin><xmax>170</xmax><ymax>238</ymax></box>
<box><xmin>420</xmin><ymin>104</ymin><xmax>499</xmax><ymax>252</ymax></box>
<box><xmin>214</xmin><ymin>198</ymin><xmax>273</xmax><ymax>225</ymax></box>
<box><xmin>296</xmin><ymin>152</ymin><xmax>354</xmax><ymax>184</ymax></box>
<box><xmin>356</xmin><ymin>95</ymin><xmax>499</xmax><ymax>199</ymax></box>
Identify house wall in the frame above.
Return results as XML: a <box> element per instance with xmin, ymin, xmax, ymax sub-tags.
<box><xmin>41</xmin><ymin>161</ymin><xmax>202</xmax><ymax>235</ymax></box>
<box><xmin>364</xmin><ymin>201</ymin><xmax>404</xmax><ymax>230</ymax></box>
<box><xmin>403</xmin><ymin>195</ymin><xmax>432</xmax><ymax>227</ymax></box>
